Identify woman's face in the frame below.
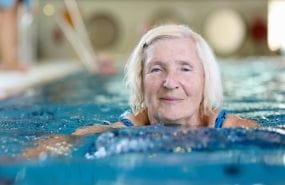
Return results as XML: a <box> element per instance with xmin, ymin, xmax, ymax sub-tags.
<box><xmin>143</xmin><ymin>38</ymin><xmax>204</xmax><ymax>125</ymax></box>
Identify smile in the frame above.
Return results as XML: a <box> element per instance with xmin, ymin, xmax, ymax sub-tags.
<box><xmin>160</xmin><ymin>97</ymin><xmax>183</xmax><ymax>103</ymax></box>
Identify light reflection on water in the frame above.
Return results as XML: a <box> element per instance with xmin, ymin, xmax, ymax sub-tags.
<box><xmin>222</xmin><ymin>58</ymin><xmax>285</xmax><ymax>102</ymax></box>
<box><xmin>221</xmin><ymin>58</ymin><xmax>285</xmax><ymax>126</ymax></box>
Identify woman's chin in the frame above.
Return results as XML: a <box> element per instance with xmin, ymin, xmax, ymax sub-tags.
<box><xmin>158</xmin><ymin>114</ymin><xmax>181</xmax><ymax>124</ymax></box>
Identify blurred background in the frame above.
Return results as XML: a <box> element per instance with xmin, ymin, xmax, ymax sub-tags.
<box><xmin>9</xmin><ymin>0</ymin><xmax>282</xmax><ymax>63</ymax></box>
<box><xmin>32</xmin><ymin>0</ymin><xmax>283</xmax><ymax>62</ymax></box>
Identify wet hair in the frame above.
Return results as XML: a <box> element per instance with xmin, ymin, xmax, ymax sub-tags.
<box><xmin>125</xmin><ymin>24</ymin><xmax>223</xmax><ymax>115</ymax></box>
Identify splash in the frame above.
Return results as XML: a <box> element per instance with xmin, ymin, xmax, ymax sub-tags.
<box><xmin>85</xmin><ymin>124</ymin><xmax>285</xmax><ymax>159</ymax></box>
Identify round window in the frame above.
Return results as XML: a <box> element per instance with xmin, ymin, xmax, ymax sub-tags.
<box><xmin>203</xmin><ymin>9</ymin><xmax>246</xmax><ymax>55</ymax></box>
<box><xmin>87</xmin><ymin>14</ymin><xmax>119</xmax><ymax>49</ymax></box>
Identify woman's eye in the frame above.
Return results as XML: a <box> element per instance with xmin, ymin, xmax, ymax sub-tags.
<box><xmin>181</xmin><ymin>68</ymin><xmax>191</xmax><ymax>72</ymax></box>
<box><xmin>150</xmin><ymin>68</ymin><xmax>161</xmax><ymax>73</ymax></box>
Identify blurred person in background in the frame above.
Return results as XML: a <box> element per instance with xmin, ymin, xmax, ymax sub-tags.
<box><xmin>0</xmin><ymin>0</ymin><xmax>30</xmax><ymax>71</ymax></box>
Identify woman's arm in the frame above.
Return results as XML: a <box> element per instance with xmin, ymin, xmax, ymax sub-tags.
<box><xmin>23</xmin><ymin>123</ymin><xmax>124</xmax><ymax>159</ymax></box>
<box><xmin>72</xmin><ymin>122</ymin><xmax>124</xmax><ymax>136</ymax></box>
<box><xmin>23</xmin><ymin>110</ymin><xmax>149</xmax><ymax>159</ymax></box>
<box><xmin>72</xmin><ymin>109</ymin><xmax>149</xmax><ymax>136</ymax></box>
<box><xmin>22</xmin><ymin>134</ymin><xmax>78</xmax><ymax>159</ymax></box>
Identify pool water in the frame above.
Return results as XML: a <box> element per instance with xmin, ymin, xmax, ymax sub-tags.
<box><xmin>0</xmin><ymin>58</ymin><xmax>285</xmax><ymax>184</ymax></box>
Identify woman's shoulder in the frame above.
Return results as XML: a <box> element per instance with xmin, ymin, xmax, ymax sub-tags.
<box><xmin>208</xmin><ymin>109</ymin><xmax>259</xmax><ymax>128</ymax></box>
<box><xmin>122</xmin><ymin>109</ymin><xmax>149</xmax><ymax>127</ymax></box>
<box><xmin>223</xmin><ymin>114</ymin><xmax>259</xmax><ymax>128</ymax></box>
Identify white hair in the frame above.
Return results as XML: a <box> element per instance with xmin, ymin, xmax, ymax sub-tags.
<box><xmin>125</xmin><ymin>24</ymin><xmax>223</xmax><ymax>115</ymax></box>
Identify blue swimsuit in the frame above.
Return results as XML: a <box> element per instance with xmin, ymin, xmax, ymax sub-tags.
<box><xmin>120</xmin><ymin>110</ymin><xmax>227</xmax><ymax>128</ymax></box>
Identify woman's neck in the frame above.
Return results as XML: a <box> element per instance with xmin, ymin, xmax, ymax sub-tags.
<box><xmin>149</xmin><ymin>110</ymin><xmax>210</xmax><ymax>128</ymax></box>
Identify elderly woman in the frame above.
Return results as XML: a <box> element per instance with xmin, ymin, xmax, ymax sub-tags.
<box><xmin>73</xmin><ymin>24</ymin><xmax>258</xmax><ymax>136</ymax></box>
<box><xmin>23</xmin><ymin>24</ymin><xmax>258</xmax><ymax>158</ymax></box>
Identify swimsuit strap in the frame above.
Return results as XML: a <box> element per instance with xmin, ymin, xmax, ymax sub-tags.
<box><xmin>214</xmin><ymin>110</ymin><xmax>227</xmax><ymax>128</ymax></box>
<box><xmin>119</xmin><ymin>110</ymin><xmax>134</xmax><ymax>127</ymax></box>
<box><xmin>120</xmin><ymin>118</ymin><xmax>134</xmax><ymax>127</ymax></box>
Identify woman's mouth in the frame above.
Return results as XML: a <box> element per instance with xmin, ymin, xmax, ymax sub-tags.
<box><xmin>160</xmin><ymin>97</ymin><xmax>183</xmax><ymax>103</ymax></box>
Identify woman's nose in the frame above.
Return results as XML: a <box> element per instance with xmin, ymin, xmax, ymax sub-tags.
<box><xmin>163</xmin><ymin>73</ymin><xmax>179</xmax><ymax>90</ymax></box>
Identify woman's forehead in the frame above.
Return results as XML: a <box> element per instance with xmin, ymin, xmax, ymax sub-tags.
<box><xmin>144</xmin><ymin>37</ymin><xmax>200</xmax><ymax>64</ymax></box>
